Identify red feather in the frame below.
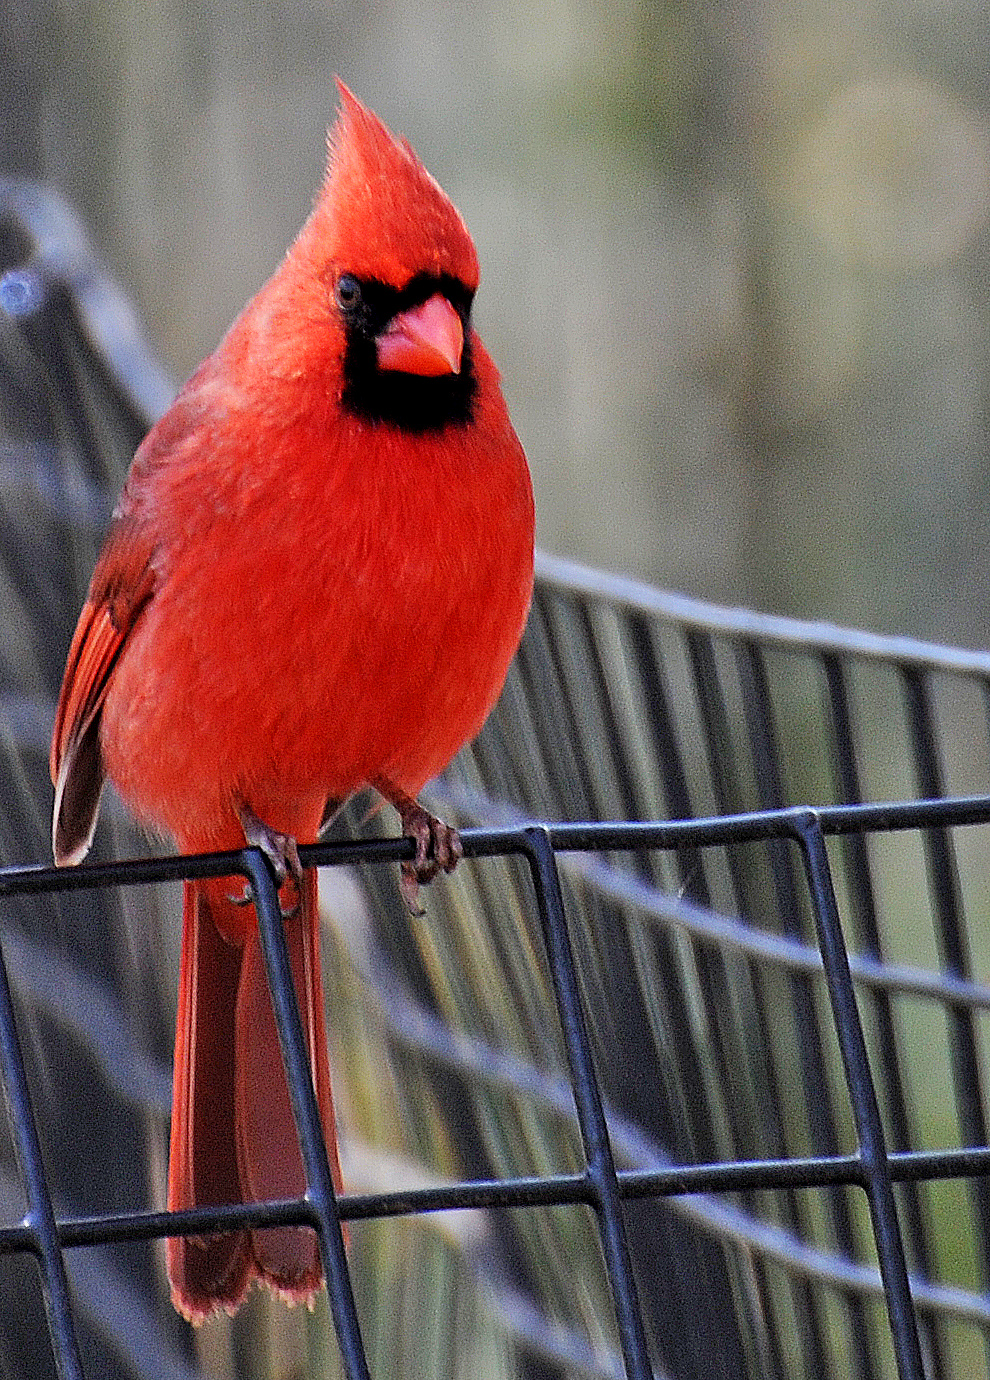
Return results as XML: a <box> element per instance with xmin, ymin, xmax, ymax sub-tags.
<box><xmin>51</xmin><ymin>80</ymin><xmax>534</xmax><ymax>1321</ymax></box>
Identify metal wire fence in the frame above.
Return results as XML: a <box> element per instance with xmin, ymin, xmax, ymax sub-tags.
<box><xmin>3</xmin><ymin>178</ymin><xmax>990</xmax><ymax>1380</ymax></box>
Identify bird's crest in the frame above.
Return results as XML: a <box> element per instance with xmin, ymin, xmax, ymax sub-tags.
<box><xmin>299</xmin><ymin>79</ymin><xmax>479</xmax><ymax>292</ymax></box>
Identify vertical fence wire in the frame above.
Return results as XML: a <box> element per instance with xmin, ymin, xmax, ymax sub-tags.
<box><xmin>793</xmin><ymin>812</ymin><xmax>925</xmax><ymax>1380</ymax></box>
<box><xmin>0</xmin><ymin>928</ymin><xmax>85</xmax><ymax>1380</ymax></box>
<box><xmin>244</xmin><ymin>850</ymin><xmax>371</xmax><ymax>1380</ymax></box>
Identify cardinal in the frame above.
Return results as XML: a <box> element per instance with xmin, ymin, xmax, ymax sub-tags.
<box><xmin>49</xmin><ymin>81</ymin><xmax>534</xmax><ymax>1322</ymax></box>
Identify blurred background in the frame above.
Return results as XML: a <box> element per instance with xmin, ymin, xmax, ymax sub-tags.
<box><xmin>6</xmin><ymin>3</ymin><xmax>990</xmax><ymax>1380</ymax></box>
<box><xmin>7</xmin><ymin>0</ymin><xmax>990</xmax><ymax>646</ymax></box>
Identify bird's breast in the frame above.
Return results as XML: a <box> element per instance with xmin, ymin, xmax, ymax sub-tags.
<box><xmin>99</xmin><ymin>409</ymin><xmax>533</xmax><ymax>850</ymax></box>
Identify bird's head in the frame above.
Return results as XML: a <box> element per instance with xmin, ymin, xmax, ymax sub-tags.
<box><xmin>285</xmin><ymin>80</ymin><xmax>482</xmax><ymax>432</ymax></box>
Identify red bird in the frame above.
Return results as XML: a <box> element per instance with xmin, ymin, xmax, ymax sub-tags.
<box><xmin>49</xmin><ymin>81</ymin><xmax>534</xmax><ymax>1322</ymax></box>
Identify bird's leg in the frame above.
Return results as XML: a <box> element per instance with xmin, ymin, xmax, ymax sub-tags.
<box><xmin>371</xmin><ymin>777</ymin><xmax>463</xmax><ymax>915</ymax></box>
<box><xmin>234</xmin><ymin>801</ymin><xmax>304</xmax><ymax>917</ymax></box>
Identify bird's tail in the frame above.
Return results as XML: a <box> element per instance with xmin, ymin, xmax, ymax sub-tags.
<box><xmin>166</xmin><ymin>869</ymin><xmax>340</xmax><ymax>1323</ymax></box>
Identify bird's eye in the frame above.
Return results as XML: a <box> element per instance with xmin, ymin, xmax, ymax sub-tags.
<box><xmin>334</xmin><ymin>274</ymin><xmax>362</xmax><ymax>311</ymax></box>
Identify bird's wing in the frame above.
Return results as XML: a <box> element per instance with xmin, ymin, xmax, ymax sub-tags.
<box><xmin>51</xmin><ymin>515</ymin><xmax>157</xmax><ymax>864</ymax></box>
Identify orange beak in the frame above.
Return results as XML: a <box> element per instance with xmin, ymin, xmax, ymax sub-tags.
<box><xmin>376</xmin><ymin>293</ymin><xmax>464</xmax><ymax>377</ymax></box>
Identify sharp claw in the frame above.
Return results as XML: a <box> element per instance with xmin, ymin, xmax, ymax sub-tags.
<box><xmin>403</xmin><ymin>808</ymin><xmax>461</xmax><ymax>880</ymax></box>
<box><xmin>235</xmin><ymin>802</ymin><xmax>304</xmax><ymax>915</ymax></box>
<box><xmin>400</xmin><ymin>863</ymin><xmax>427</xmax><ymax>916</ymax></box>
<box><xmin>226</xmin><ymin>876</ymin><xmax>298</xmax><ymax>915</ymax></box>
<box><xmin>370</xmin><ymin>781</ymin><xmax>463</xmax><ymax>913</ymax></box>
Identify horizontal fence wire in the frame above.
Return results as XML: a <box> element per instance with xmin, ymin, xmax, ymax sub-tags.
<box><xmin>1</xmin><ymin>803</ymin><xmax>990</xmax><ymax>1380</ymax></box>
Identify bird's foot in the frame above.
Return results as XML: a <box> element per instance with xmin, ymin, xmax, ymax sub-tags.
<box><xmin>372</xmin><ymin>778</ymin><xmax>462</xmax><ymax>915</ymax></box>
<box><xmin>235</xmin><ymin>802</ymin><xmax>303</xmax><ymax>917</ymax></box>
